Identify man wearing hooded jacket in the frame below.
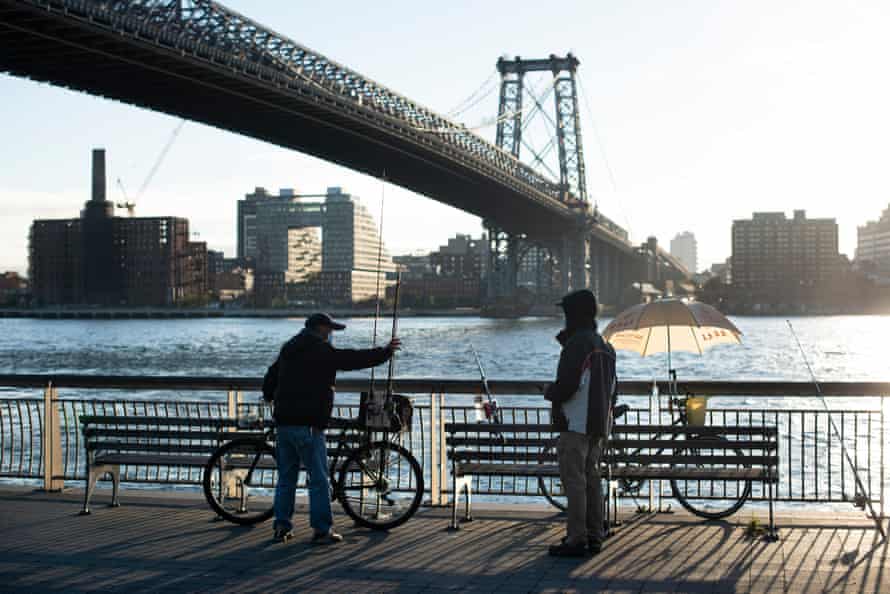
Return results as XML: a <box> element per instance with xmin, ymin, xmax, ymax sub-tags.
<box><xmin>545</xmin><ymin>289</ymin><xmax>618</xmax><ymax>557</ymax></box>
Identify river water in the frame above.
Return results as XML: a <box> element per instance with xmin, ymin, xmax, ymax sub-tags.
<box><xmin>0</xmin><ymin>315</ymin><xmax>887</xmax><ymax>383</ymax></box>
<box><xmin>1</xmin><ymin>316</ymin><xmax>887</xmax><ymax>511</ymax></box>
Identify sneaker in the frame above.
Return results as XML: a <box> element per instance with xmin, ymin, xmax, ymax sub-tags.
<box><xmin>311</xmin><ymin>529</ymin><xmax>343</xmax><ymax>545</ymax></box>
<box><xmin>274</xmin><ymin>526</ymin><xmax>294</xmax><ymax>543</ymax></box>
<box><xmin>548</xmin><ymin>537</ymin><xmax>588</xmax><ymax>557</ymax></box>
<box><xmin>588</xmin><ymin>539</ymin><xmax>603</xmax><ymax>555</ymax></box>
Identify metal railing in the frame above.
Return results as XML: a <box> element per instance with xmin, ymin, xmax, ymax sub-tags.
<box><xmin>0</xmin><ymin>375</ymin><xmax>886</xmax><ymax>517</ymax></box>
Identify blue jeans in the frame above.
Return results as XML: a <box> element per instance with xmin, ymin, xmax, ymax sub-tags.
<box><xmin>273</xmin><ymin>425</ymin><xmax>332</xmax><ymax>534</ymax></box>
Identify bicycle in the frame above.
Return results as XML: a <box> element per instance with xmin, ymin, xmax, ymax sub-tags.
<box><xmin>202</xmin><ymin>394</ymin><xmax>424</xmax><ymax>531</ymax></box>
<box><xmin>537</xmin><ymin>371</ymin><xmax>752</xmax><ymax>520</ymax></box>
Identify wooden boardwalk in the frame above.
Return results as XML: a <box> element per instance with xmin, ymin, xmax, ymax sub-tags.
<box><xmin>0</xmin><ymin>486</ymin><xmax>886</xmax><ymax>593</ymax></box>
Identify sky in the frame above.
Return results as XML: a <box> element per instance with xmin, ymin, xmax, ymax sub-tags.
<box><xmin>2</xmin><ymin>0</ymin><xmax>890</xmax><ymax>275</ymax></box>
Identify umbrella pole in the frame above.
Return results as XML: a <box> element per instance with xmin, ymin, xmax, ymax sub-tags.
<box><xmin>667</xmin><ymin>324</ymin><xmax>672</xmax><ymax>400</ymax></box>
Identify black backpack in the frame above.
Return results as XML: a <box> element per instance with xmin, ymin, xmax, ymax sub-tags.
<box><xmin>262</xmin><ymin>358</ymin><xmax>279</xmax><ymax>403</ymax></box>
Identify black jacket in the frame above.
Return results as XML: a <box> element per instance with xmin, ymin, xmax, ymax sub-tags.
<box><xmin>273</xmin><ymin>329</ymin><xmax>393</xmax><ymax>428</ymax></box>
<box><xmin>544</xmin><ymin>323</ymin><xmax>618</xmax><ymax>438</ymax></box>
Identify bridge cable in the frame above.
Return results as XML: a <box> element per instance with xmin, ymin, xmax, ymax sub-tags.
<box><xmin>446</xmin><ymin>69</ymin><xmax>499</xmax><ymax>118</ymax></box>
<box><xmin>577</xmin><ymin>76</ymin><xmax>633</xmax><ymax>234</ymax></box>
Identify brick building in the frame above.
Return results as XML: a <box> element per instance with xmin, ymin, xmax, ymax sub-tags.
<box><xmin>29</xmin><ymin>149</ymin><xmax>207</xmax><ymax>306</ymax></box>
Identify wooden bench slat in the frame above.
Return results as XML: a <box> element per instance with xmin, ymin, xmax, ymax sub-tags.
<box><xmin>81</xmin><ymin>415</ymin><xmax>238</xmax><ymax>427</ymax></box>
<box><xmin>88</xmin><ymin>435</ymin><xmax>361</xmax><ymax>451</ymax></box>
<box><xmin>608</xmin><ymin>454</ymin><xmax>779</xmax><ymax>466</ymax></box>
<box><xmin>95</xmin><ymin>453</ymin><xmax>212</xmax><ymax>467</ymax></box>
<box><xmin>454</xmin><ymin>462</ymin><xmax>779</xmax><ymax>482</ymax></box>
<box><xmin>446</xmin><ymin>437</ymin><xmax>778</xmax><ymax>451</ymax></box>
<box><xmin>81</xmin><ymin>416</ymin><xmax>361</xmax><ymax>430</ymax></box>
<box><xmin>446</xmin><ymin>437</ymin><xmax>553</xmax><ymax>447</ymax></box>
<box><xmin>96</xmin><ymin>453</ymin><xmax>346</xmax><ymax>472</ymax></box>
<box><xmin>455</xmin><ymin>463</ymin><xmax>560</xmax><ymax>476</ymax></box>
<box><xmin>85</xmin><ymin>429</ymin><xmax>229</xmax><ymax>440</ymax></box>
<box><xmin>444</xmin><ymin>423</ymin><xmax>778</xmax><ymax>437</ymax></box>
<box><xmin>451</xmin><ymin>451</ymin><xmax>556</xmax><ymax>462</ymax></box>
<box><xmin>613</xmin><ymin>425</ymin><xmax>778</xmax><ymax>437</ymax></box>
<box><xmin>609</xmin><ymin>439</ymin><xmax>778</xmax><ymax>450</ymax></box>
<box><xmin>611</xmin><ymin>466</ymin><xmax>779</xmax><ymax>482</ymax></box>
<box><xmin>451</xmin><ymin>451</ymin><xmax>777</xmax><ymax>466</ymax></box>
<box><xmin>89</xmin><ymin>442</ymin><xmax>221</xmax><ymax>455</ymax></box>
<box><xmin>444</xmin><ymin>423</ymin><xmax>554</xmax><ymax>433</ymax></box>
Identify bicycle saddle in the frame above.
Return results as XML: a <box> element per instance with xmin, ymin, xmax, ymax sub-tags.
<box><xmin>613</xmin><ymin>404</ymin><xmax>630</xmax><ymax>419</ymax></box>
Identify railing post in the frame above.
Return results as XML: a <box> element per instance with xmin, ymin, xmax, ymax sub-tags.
<box><xmin>882</xmin><ymin>397</ymin><xmax>886</xmax><ymax>520</ymax></box>
<box><xmin>429</xmin><ymin>391</ymin><xmax>440</xmax><ymax>506</ymax></box>
<box><xmin>438</xmin><ymin>392</ymin><xmax>449</xmax><ymax>505</ymax></box>
<box><xmin>42</xmin><ymin>383</ymin><xmax>63</xmax><ymax>491</ymax></box>
<box><xmin>227</xmin><ymin>389</ymin><xmax>237</xmax><ymax>420</ymax></box>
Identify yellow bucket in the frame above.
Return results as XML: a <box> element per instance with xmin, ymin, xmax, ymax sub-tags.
<box><xmin>685</xmin><ymin>396</ymin><xmax>708</xmax><ymax>426</ymax></box>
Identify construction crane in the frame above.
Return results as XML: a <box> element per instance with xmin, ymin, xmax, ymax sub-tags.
<box><xmin>115</xmin><ymin>177</ymin><xmax>136</xmax><ymax>217</ymax></box>
<box><xmin>115</xmin><ymin>119</ymin><xmax>186</xmax><ymax>217</ymax></box>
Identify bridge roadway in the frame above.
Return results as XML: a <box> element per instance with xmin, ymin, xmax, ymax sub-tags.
<box><xmin>0</xmin><ymin>0</ymin><xmax>630</xmax><ymax>250</ymax></box>
<box><xmin>0</xmin><ymin>486</ymin><xmax>886</xmax><ymax>593</ymax></box>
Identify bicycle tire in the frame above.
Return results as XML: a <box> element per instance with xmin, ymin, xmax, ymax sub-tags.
<box><xmin>537</xmin><ymin>443</ymin><xmax>566</xmax><ymax>512</ymax></box>
<box><xmin>670</xmin><ymin>435</ymin><xmax>752</xmax><ymax>520</ymax></box>
<box><xmin>203</xmin><ymin>437</ymin><xmax>276</xmax><ymax>525</ymax></box>
<box><xmin>336</xmin><ymin>440</ymin><xmax>423</xmax><ymax>531</ymax></box>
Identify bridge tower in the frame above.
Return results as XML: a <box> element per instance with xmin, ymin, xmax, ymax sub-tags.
<box><xmin>487</xmin><ymin>54</ymin><xmax>591</xmax><ymax>303</ymax></box>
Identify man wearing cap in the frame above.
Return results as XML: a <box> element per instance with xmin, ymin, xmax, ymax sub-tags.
<box><xmin>545</xmin><ymin>289</ymin><xmax>618</xmax><ymax>557</ymax></box>
<box><xmin>271</xmin><ymin>312</ymin><xmax>401</xmax><ymax>543</ymax></box>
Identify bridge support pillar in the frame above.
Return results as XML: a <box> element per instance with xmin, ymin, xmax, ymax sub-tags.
<box><xmin>586</xmin><ymin>242</ymin><xmax>627</xmax><ymax>309</ymax></box>
<box><xmin>485</xmin><ymin>226</ymin><xmax>520</xmax><ymax>299</ymax></box>
<box><xmin>611</xmin><ymin>250</ymin><xmax>624</xmax><ymax>307</ymax></box>
<box><xmin>600</xmin><ymin>248</ymin><xmax>611</xmax><ymax>305</ymax></box>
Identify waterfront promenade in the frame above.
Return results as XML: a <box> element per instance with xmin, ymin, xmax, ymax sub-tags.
<box><xmin>0</xmin><ymin>486</ymin><xmax>886</xmax><ymax>593</ymax></box>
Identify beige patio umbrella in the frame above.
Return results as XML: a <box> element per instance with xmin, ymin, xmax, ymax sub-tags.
<box><xmin>602</xmin><ymin>299</ymin><xmax>742</xmax><ymax>372</ymax></box>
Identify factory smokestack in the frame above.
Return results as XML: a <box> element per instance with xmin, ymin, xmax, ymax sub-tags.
<box><xmin>91</xmin><ymin>148</ymin><xmax>106</xmax><ymax>203</ymax></box>
<box><xmin>82</xmin><ymin>148</ymin><xmax>113</xmax><ymax>219</ymax></box>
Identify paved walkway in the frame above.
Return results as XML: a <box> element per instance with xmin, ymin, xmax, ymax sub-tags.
<box><xmin>0</xmin><ymin>486</ymin><xmax>886</xmax><ymax>593</ymax></box>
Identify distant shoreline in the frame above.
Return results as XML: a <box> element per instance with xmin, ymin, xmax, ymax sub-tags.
<box><xmin>0</xmin><ymin>307</ymin><xmax>886</xmax><ymax>319</ymax></box>
<box><xmin>0</xmin><ymin>307</ymin><xmax>493</xmax><ymax>319</ymax></box>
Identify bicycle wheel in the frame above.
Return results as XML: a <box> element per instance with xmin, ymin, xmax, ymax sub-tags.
<box><xmin>336</xmin><ymin>440</ymin><xmax>423</xmax><ymax>530</ymax></box>
<box><xmin>203</xmin><ymin>438</ymin><xmax>277</xmax><ymax>525</ymax></box>
<box><xmin>670</xmin><ymin>435</ymin><xmax>752</xmax><ymax>520</ymax></box>
<box><xmin>537</xmin><ymin>443</ymin><xmax>566</xmax><ymax>512</ymax></box>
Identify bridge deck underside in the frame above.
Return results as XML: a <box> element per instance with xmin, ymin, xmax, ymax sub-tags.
<box><xmin>0</xmin><ymin>1</ymin><xmax>636</xmax><ymax>251</ymax></box>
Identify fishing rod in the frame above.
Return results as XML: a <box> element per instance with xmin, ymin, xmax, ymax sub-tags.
<box><xmin>386</xmin><ymin>270</ymin><xmax>402</xmax><ymax>399</ymax></box>
<box><xmin>369</xmin><ymin>173</ymin><xmax>386</xmax><ymax>391</ymax></box>
<box><xmin>471</xmin><ymin>344</ymin><xmax>501</xmax><ymax>424</ymax></box>
<box><xmin>786</xmin><ymin>320</ymin><xmax>886</xmax><ymax>539</ymax></box>
<box><xmin>364</xmin><ymin>172</ymin><xmax>400</xmax><ymax>430</ymax></box>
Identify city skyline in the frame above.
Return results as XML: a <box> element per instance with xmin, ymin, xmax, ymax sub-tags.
<box><xmin>3</xmin><ymin>1</ymin><xmax>890</xmax><ymax>274</ymax></box>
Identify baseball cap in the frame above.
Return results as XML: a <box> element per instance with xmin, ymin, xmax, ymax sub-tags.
<box><xmin>305</xmin><ymin>312</ymin><xmax>346</xmax><ymax>331</ymax></box>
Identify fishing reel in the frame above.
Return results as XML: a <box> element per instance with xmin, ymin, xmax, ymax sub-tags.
<box><xmin>483</xmin><ymin>398</ymin><xmax>500</xmax><ymax>423</ymax></box>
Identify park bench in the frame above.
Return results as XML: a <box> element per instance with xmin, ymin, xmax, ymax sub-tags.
<box><xmin>445</xmin><ymin>421</ymin><xmax>780</xmax><ymax>539</ymax></box>
<box><xmin>78</xmin><ymin>415</ymin><xmax>368</xmax><ymax>515</ymax></box>
<box><xmin>79</xmin><ymin>415</ymin><xmax>246</xmax><ymax>514</ymax></box>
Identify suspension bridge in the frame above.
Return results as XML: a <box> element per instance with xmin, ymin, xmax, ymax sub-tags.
<box><xmin>0</xmin><ymin>0</ymin><xmax>689</xmax><ymax>306</ymax></box>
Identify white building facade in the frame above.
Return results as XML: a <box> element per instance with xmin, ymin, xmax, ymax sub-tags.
<box><xmin>670</xmin><ymin>231</ymin><xmax>698</xmax><ymax>274</ymax></box>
